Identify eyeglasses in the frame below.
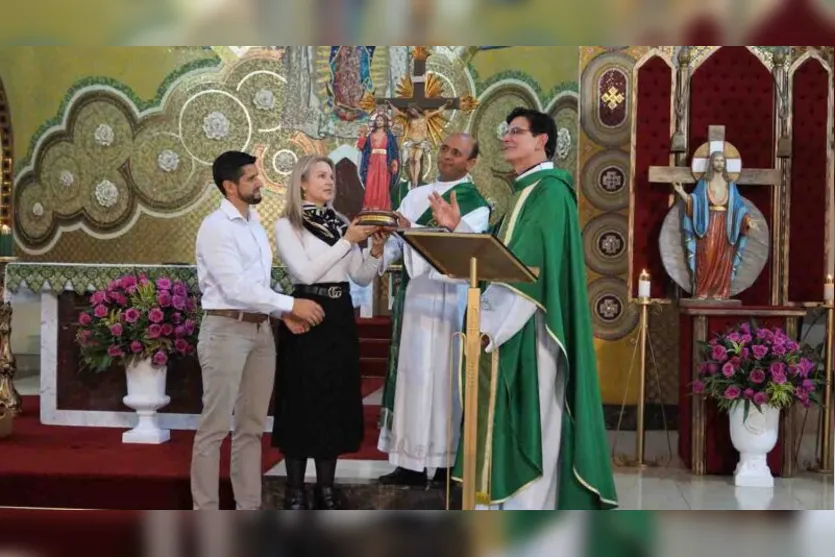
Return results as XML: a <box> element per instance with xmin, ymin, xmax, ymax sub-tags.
<box><xmin>501</xmin><ymin>126</ymin><xmax>532</xmax><ymax>137</ymax></box>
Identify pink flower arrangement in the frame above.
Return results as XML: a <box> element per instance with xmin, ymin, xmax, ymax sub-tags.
<box><xmin>75</xmin><ymin>273</ymin><xmax>200</xmax><ymax>373</ymax></box>
<box><xmin>692</xmin><ymin>320</ymin><xmax>823</xmax><ymax>413</ymax></box>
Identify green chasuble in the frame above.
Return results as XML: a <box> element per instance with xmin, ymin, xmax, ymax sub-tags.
<box><xmin>379</xmin><ymin>181</ymin><xmax>491</xmax><ymax>430</ymax></box>
<box><xmin>452</xmin><ymin>167</ymin><xmax>618</xmax><ymax>509</ymax></box>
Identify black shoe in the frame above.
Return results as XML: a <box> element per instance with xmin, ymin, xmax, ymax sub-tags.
<box><xmin>313</xmin><ymin>485</ymin><xmax>341</xmax><ymax>510</ymax></box>
<box><xmin>431</xmin><ymin>467</ymin><xmax>450</xmax><ymax>486</ymax></box>
<box><xmin>283</xmin><ymin>486</ymin><xmax>308</xmax><ymax>510</ymax></box>
<box><xmin>378</xmin><ymin>466</ymin><xmax>428</xmax><ymax>486</ymax></box>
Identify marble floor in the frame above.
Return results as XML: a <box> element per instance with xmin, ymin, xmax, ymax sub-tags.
<box><xmin>264</xmin><ymin>452</ymin><xmax>834</xmax><ymax>510</ymax></box>
<box><xmin>271</xmin><ymin>385</ymin><xmax>835</xmax><ymax>510</ymax></box>
<box><xmin>17</xmin><ymin>377</ymin><xmax>834</xmax><ymax>510</ymax></box>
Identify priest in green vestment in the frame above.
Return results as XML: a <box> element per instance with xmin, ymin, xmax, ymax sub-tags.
<box><xmin>431</xmin><ymin>108</ymin><xmax>618</xmax><ymax>509</ymax></box>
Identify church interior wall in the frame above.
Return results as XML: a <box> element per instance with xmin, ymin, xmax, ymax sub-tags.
<box><xmin>1</xmin><ymin>46</ymin><xmax>832</xmax><ymax>418</ymax></box>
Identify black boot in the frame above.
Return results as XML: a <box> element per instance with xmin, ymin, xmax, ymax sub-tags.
<box><xmin>313</xmin><ymin>457</ymin><xmax>341</xmax><ymax>509</ymax></box>
<box><xmin>313</xmin><ymin>484</ymin><xmax>341</xmax><ymax>510</ymax></box>
<box><xmin>283</xmin><ymin>457</ymin><xmax>308</xmax><ymax>510</ymax></box>
<box><xmin>378</xmin><ymin>466</ymin><xmax>428</xmax><ymax>486</ymax></box>
<box><xmin>283</xmin><ymin>486</ymin><xmax>309</xmax><ymax>510</ymax></box>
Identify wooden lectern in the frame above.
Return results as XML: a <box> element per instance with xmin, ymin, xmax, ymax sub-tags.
<box><xmin>397</xmin><ymin>229</ymin><xmax>537</xmax><ymax>510</ymax></box>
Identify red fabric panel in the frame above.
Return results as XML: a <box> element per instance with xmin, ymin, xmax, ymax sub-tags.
<box><xmin>632</xmin><ymin>56</ymin><xmax>672</xmax><ymax>298</ymax></box>
<box><xmin>789</xmin><ymin>58</ymin><xmax>829</xmax><ymax>302</ymax></box>
<box><xmin>689</xmin><ymin>47</ymin><xmax>775</xmax><ymax>305</ymax></box>
<box><xmin>678</xmin><ymin>314</ymin><xmax>694</xmax><ymax>466</ymax></box>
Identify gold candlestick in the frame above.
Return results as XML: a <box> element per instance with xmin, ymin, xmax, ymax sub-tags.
<box><xmin>815</xmin><ymin>274</ymin><xmax>834</xmax><ymax>473</ymax></box>
<box><xmin>613</xmin><ymin>270</ymin><xmax>673</xmax><ymax>468</ymax></box>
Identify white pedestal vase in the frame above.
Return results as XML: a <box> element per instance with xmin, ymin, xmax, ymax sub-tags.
<box><xmin>728</xmin><ymin>403</ymin><xmax>780</xmax><ymax>488</ymax></box>
<box><xmin>122</xmin><ymin>358</ymin><xmax>171</xmax><ymax>444</ymax></box>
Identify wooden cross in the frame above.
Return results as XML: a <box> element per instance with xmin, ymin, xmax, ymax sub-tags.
<box><xmin>649</xmin><ymin>125</ymin><xmax>782</xmax><ymax>187</ymax></box>
<box><xmin>375</xmin><ymin>47</ymin><xmax>464</xmax><ymax>112</ymax></box>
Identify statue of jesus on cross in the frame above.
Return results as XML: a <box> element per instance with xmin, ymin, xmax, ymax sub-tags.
<box><xmin>371</xmin><ymin>47</ymin><xmax>478</xmax><ymax>190</ymax></box>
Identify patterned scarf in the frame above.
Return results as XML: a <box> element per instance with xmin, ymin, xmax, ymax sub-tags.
<box><xmin>302</xmin><ymin>204</ymin><xmax>348</xmax><ymax>246</ymax></box>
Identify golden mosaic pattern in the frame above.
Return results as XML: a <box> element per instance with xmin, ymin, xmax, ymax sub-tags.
<box><xmin>13</xmin><ymin>48</ymin><xmax>339</xmax><ymax>255</ymax></box>
<box><xmin>13</xmin><ymin>47</ymin><xmax>582</xmax><ymax>265</ymax></box>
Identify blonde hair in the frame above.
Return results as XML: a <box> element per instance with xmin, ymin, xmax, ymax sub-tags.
<box><xmin>281</xmin><ymin>155</ymin><xmax>348</xmax><ymax>229</ymax></box>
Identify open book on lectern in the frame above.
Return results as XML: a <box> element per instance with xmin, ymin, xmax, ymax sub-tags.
<box><xmin>395</xmin><ymin>229</ymin><xmax>539</xmax><ymax>284</ymax></box>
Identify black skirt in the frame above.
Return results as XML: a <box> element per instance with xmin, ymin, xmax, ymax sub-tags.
<box><xmin>271</xmin><ymin>282</ymin><xmax>364</xmax><ymax>458</ymax></box>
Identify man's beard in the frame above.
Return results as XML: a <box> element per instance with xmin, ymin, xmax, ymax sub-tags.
<box><xmin>241</xmin><ymin>192</ymin><xmax>262</xmax><ymax>205</ymax></box>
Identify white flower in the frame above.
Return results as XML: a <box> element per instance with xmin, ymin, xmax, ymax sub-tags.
<box><xmin>157</xmin><ymin>149</ymin><xmax>180</xmax><ymax>173</ymax></box>
<box><xmin>94</xmin><ymin>179</ymin><xmax>119</xmax><ymax>208</ymax></box>
<box><xmin>556</xmin><ymin>127</ymin><xmax>571</xmax><ymax>160</ymax></box>
<box><xmin>253</xmin><ymin>88</ymin><xmax>276</xmax><ymax>111</ymax></box>
<box><xmin>94</xmin><ymin>124</ymin><xmax>114</xmax><ymax>147</ymax></box>
<box><xmin>59</xmin><ymin>170</ymin><xmax>74</xmax><ymax>188</ymax></box>
<box><xmin>32</xmin><ymin>202</ymin><xmax>44</xmax><ymax>217</ymax></box>
<box><xmin>203</xmin><ymin>111</ymin><xmax>230</xmax><ymax>140</ymax></box>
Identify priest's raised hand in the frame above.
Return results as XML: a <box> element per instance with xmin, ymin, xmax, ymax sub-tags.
<box><xmin>428</xmin><ymin>191</ymin><xmax>461</xmax><ymax>230</ymax></box>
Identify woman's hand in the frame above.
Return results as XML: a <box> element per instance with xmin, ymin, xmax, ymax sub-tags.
<box><xmin>370</xmin><ymin>229</ymin><xmax>391</xmax><ymax>258</ymax></box>
<box><xmin>344</xmin><ymin>220</ymin><xmax>378</xmax><ymax>244</ymax></box>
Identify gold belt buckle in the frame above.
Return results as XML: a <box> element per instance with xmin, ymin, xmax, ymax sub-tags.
<box><xmin>327</xmin><ymin>286</ymin><xmax>342</xmax><ymax>298</ymax></box>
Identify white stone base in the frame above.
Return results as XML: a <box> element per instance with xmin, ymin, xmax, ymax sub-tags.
<box><xmin>734</xmin><ymin>454</ymin><xmax>775</xmax><ymax>487</ymax></box>
<box><xmin>734</xmin><ymin>486</ymin><xmax>775</xmax><ymax>510</ymax></box>
<box><xmin>123</xmin><ymin>425</ymin><xmax>171</xmax><ymax>444</ymax></box>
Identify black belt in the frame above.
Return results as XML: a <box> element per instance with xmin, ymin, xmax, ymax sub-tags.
<box><xmin>294</xmin><ymin>283</ymin><xmax>347</xmax><ymax>299</ymax></box>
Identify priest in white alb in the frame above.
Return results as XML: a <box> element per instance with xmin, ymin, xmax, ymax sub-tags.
<box><xmin>377</xmin><ymin>132</ymin><xmax>491</xmax><ymax>486</ymax></box>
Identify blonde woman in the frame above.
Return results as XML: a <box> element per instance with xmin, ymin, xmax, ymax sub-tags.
<box><xmin>272</xmin><ymin>155</ymin><xmax>389</xmax><ymax>510</ymax></box>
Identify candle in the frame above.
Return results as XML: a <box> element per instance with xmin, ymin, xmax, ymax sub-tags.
<box><xmin>638</xmin><ymin>270</ymin><xmax>651</xmax><ymax>299</ymax></box>
<box><xmin>0</xmin><ymin>224</ymin><xmax>11</xmax><ymax>257</ymax></box>
<box><xmin>825</xmin><ymin>275</ymin><xmax>834</xmax><ymax>303</ymax></box>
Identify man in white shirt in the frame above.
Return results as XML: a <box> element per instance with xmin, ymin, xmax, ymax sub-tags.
<box><xmin>191</xmin><ymin>150</ymin><xmax>324</xmax><ymax>510</ymax></box>
<box><xmin>377</xmin><ymin>133</ymin><xmax>492</xmax><ymax>486</ymax></box>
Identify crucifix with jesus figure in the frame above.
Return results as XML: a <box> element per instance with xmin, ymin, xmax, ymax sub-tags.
<box><xmin>355</xmin><ymin>47</ymin><xmax>478</xmax><ymax>226</ymax></box>
<box><xmin>370</xmin><ymin>47</ymin><xmax>478</xmax><ymax>190</ymax></box>
<box><xmin>650</xmin><ymin>125</ymin><xmax>782</xmax><ymax>306</ymax></box>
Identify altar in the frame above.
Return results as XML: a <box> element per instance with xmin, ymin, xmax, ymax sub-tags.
<box><xmin>1</xmin><ymin>262</ymin><xmax>381</xmax><ymax>431</ymax></box>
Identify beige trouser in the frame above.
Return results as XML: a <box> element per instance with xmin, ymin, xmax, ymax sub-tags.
<box><xmin>191</xmin><ymin>314</ymin><xmax>276</xmax><ymax>510</ymax></box>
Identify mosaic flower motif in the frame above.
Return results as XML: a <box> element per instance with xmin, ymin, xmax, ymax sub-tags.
<box><xmin>32</xmin><ymin>202</ymin><xmax>44</xmax><ymax>217</ymax></box>
<box><xmin>556</xmin><ymin>127</ymin><xmax>572</xmax><ymax>160</ymax></box>
<box><xmin>95</xmin><ymin>179</ymin><xmax>119</xmax><ymax>208</ymax></box>
<box><xmin>59</xmin><ymin>170</ymin><xmax>74</xmax><ymax>188</ymax></box>
<box><xmin>157</xmin><ymin>149</ymin><xmax>180</xmax><ymax>173</ymax></box>
<box><xmin>94</xmin><ymin>124</ymin><xmax>115</xmax><ymax>147</ymax></box>
<box><xmin>253</xmin><ymin>88</ymin><xmax>276</xmax><ymax>111</ymax></box>
<box><xmin>496</xmin><ymin>120</ymin><xmax>509</xmax><ymax>139</ymax></box>
<box><xmin>273</xmin><ymin>149</ymin><xmax>297</xmax><ymax>175</ymax></box>
<box><xmin>203</xmin><ymin>111</ymin><xmax>230</xmax><ymax>140</ymax></box>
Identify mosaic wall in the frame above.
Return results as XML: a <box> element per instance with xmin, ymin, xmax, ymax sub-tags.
<box><xmin>7</xmin><ymin>46</ymin><xmax>579</xmax><ymax>263</ymax></box>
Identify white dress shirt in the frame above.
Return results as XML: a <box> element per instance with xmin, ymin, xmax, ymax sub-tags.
<box><xmin>274</xmin><ymin>206</ymin><xmax>382</xmax><ymax>287</ymax></box>
<box><xmin>195</xmin><ymin>198</ymin><xmax>294</xmax><ymax>317</ymax></box>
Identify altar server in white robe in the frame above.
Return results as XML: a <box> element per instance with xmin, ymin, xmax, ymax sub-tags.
<box><xmin>377</xmin><ymin>133</ymin><xmax>492</xmax><ymax>486</ymax></box>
